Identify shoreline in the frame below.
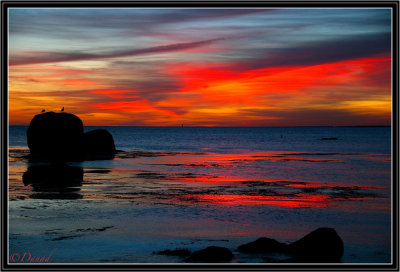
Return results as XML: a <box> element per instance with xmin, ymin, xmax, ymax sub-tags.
<box><xmin>9</xmin><ymin>198</ymin><xmax>391</xmax><ymax>264</ymax></box>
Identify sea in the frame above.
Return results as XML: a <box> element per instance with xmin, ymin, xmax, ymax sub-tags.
<box><xmin>8</xmin><ymin>126</ymin><xmax>392</xmax><ymax>264</ymax></box>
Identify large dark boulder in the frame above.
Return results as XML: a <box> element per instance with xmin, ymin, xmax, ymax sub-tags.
<box><xmin>238</xmin><ymin>237</ymin><xmax>287</xmax><ymax>253</ymax></box>
<box><xmin>185</xmin><ymin>246</ymin><xmax>234</xmax><ymax>263</ymax></box>
<box><xmin>286</xmin><ymin>228</ymin><xmax>344</xmax><ymax>262</ymax></box>
<box><xmin>27</xmin><ymin>112</ymin><xmax>84</xmax><ymax>161</ymax></box>
<box><xmin>83</xmin><ymin>129</ymin><xmax>116</xmax><ymax>160</ymax></box>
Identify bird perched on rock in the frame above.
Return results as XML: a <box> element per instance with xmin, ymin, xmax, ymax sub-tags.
<box><xmin>61</xmin><ymin>107</ymin><xmax>64</xmax><ymax>112</ymax></box>
<box><xmin>41</xmin><ymin>109</ymin><xmax>45</xmax><ymax>113</ymax></box>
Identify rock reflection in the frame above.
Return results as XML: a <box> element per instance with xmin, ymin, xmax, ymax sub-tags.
<box><xmin>23</xmin><ymin>164</ymin><xmax>83</xmax><ymax>199</ymax></box>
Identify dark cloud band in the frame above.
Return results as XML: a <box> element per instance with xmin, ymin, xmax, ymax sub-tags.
<box><xmin>236</xmin><ymin>32</ymin><xmax>391</xmax><ymax>70</ymax></box>
<box><xmin>9</xmin><ymin>38</ymin><xmax>224</xmax><ymax>66</ymax></box>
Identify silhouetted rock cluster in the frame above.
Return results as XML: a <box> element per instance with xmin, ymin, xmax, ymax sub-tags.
<box><xmin>155</xmin><ymin>229</ymin><xmax>343</xmax><ymax>262</ymax></box>
<box><xmin>238</xmin><ymin>228</ymin><xmax>344</xmax><ymax>263</ymax></box>
<box><xmin>27</xmin><ymin>111</ymin><xmax>116</xmax><ymax>161</ymax></box>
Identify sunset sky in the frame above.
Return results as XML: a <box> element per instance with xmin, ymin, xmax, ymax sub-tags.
<box><xmin>9</xmin><ymin>8</ymin><xmax>392</xmax><ymax>126</ymax></box>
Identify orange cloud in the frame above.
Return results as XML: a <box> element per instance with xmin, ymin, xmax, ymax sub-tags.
<box><xmin>160</xmin><ymin>55</ymin><xmax>391</xmax><ymax>124</ymax></box>
<box><xmin>8</xmin><ymin>54</ymin><xmax>391</xmax><ymax>126</ymax></box>
<box><xmin>91</xmin><ymin>90</ymin><xmax>139</xmax><ymax>100</ymax></box>
<box><xmin>93</xmin><ymin>100</ymin><xmax>180</xmax><ymax>117</ymax></box>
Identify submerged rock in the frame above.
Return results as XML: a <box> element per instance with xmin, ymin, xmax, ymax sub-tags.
<box><xmin>156</xmin><ymin>248</ymin><xmax>191</xmax><ymax>257</ymax></box>
<box><xmin>23</xmin><ymin>164</ymin><xmax>83</xmax><ymax>186</ymax></box>
<box><xmin>185</xmin><ymin>246</ymin><xmax>233</xmax><ymax>263</ymax></box>
<box><xmin>27</xmin><ymin>112</ymin><xmax>84</xmax><ymax>161</ymax></box>
<box><xmin>22</xmin><ymin>164</ymin><xmax>83</xmax><ymax>185</ymax></box>
<box><xmin>286</xmin><ymin>228</ymin><xmax>344</xmax><ymax>262</ymax></box>
<box><xmin>23</xmin><ymin>164</ymin><xmax>83</xmax><ymax>199</ymax></box>
<box><xmin>238</xmin><ymin>237</ymin><xmax>287</xmax><ymax>253</ymax></box>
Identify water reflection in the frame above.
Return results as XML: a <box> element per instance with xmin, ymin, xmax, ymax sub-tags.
<box><xmin>17</xmin><ymin>150</ymin><xmax>387</xmax><ymax>206</ymax></box>
<box><xmin>23</xmin><ymin>164</ymin><xmax>83</xmax><ymax>199</ymax></box>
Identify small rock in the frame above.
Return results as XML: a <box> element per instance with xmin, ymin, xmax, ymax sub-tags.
<box><xmin>238</xmin><ymin>237</ymin><xmax>287</xmax><ymax>253</ymax></box>
<box><xmin>83</xmin><ymin>129</ymin><xmax>116</xmax><ymax>160</ymax></box>
<box><xmin>156</xmin><ymin>248</ymin><xmax>191</xmax><ymax>257</ymax></box>
<box><xmin>185</xmin><ymin>246</ymin><xmax>233</xmax><ymax>263</ymax></box>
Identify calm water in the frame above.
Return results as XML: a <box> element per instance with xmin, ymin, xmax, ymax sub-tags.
<box><xmin>9</xmin><ymin>125</ymin><xmax>391</xmax><ymax>153</ymax></box>
<box><xmin>8</xmin><ymin>126</ymin><xmax>392</xmax><ymax>264</ymax></box>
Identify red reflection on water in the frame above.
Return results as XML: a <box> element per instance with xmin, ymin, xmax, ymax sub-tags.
<box><xmin>188</xmin><ymin>152</ymin><xmax>344</xmax><ymax>163</ymax></box>
<box><xmin>177</xmin><ymin>193</ymin><xmax>376</xmax><ymax>208</ymax></box>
